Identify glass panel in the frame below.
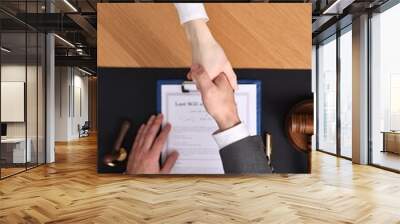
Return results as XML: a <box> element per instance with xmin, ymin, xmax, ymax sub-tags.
<box><xmin>1</xmin><ymin>31</ymin><xmax>27</xmax><ymax>177</ymax></box>
<box><xmin>371</xmin><ymin>3</ymin><xmax>400</xmax><ymax>171</ymax></box>
<box><xmin>339</xmin><ymin>28</ymin><xmax>352</xmax><ymax>158</ymax></box>
<box><xmin>26</xmin><ymin>0</ymin><xmax>39</xmax><ymax>169</ymax></box>
<box><xmin>38</xmin><ymin>32</ymin><xmax>45</xmax><ymax>165</ymax></box>
<box><xmin>318</xmin><ymin>36</ymin><xmax>337</xmax><ymax>154</ymax></box>
<box><xmin>27</xmin><ymin>31</ymin><xmax>38</xmax><ymax>169</ymax></box>
<box><xmin>0</xmin><ymin>1</ymin><xmax>46</xmax><ymax>178</ymax></box>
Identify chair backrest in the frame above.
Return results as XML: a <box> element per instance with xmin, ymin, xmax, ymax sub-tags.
<box><xmin>82</xmin><ymin>121</ymin><xmax>90</xmax><ymax>129</ymax></box>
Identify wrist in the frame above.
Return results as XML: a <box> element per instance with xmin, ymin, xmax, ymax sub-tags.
<box><xmin>215</xmin><ymin>113</ymin><xmax>241</xmax><ymax>131</ymax></box>
<box><xmin>183</xmin><ymin>20</ymin><xmax>215</xmax><ymax>45</ymax></box>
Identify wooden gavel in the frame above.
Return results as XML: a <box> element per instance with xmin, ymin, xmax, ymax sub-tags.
<box><xmin>290</xmin><ymin>113</ymin><xmax>313</xmax><ymax>135</ymax></box>
<box><xmin>103</xmin><ymin>120</ymin><xmax>131</xmax><ymax>167</ymax></box>
<box><xmin>286</xmin><ymin>100</ymin><xmax>314</xmax><ymax>153</ymax></box>
<box><xmin>286</xmin><ymin>100</ymin><xmax>314</xmax><ymax>173</ymax></box>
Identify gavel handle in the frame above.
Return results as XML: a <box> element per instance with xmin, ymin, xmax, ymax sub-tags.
<box><xmin>113</xmin><ymin>120</ymin><xmax>131</xmax><ymax>152</ymax></box>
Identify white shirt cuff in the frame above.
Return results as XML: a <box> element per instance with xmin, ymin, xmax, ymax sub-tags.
<box><xmin>212</xmin><ymin>123</ymin><xmax>250</xmax><ymax>149</ymax></box>
<box><xmin>174</xmin><ymin>3</ymin><xmax>209</xmax><ymax>24</ymax></box>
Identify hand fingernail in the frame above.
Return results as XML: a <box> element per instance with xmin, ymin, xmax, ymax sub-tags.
<box><xmin>148</xmin><ymin>115</ymin><xmax>155</xmax><ymax>123</ymax></box>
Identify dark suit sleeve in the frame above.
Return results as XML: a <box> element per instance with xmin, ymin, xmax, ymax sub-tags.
<box><xmin>219</xmin><ymin>135</ymin><xmax>272</xmax><ymax>174</ymax></box>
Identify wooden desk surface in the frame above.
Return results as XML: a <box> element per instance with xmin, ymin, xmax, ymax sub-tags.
<box><xmin>98</xmin><ymin>3</ymin><xmax>311</xmax><ymax>69</ymax></box>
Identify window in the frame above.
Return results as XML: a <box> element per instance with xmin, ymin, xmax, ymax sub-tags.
<box><xmin>339</xmin><ymin>27</ymin><xmax>352</xmax><ymax>158</ymax></box>
<box><xmin>317</xmin><ymin>35</ymin><xmax>337</xmax><ymax>154</ymax></box>
<box><xmin>370</xmin><ymin>2</ymin><xmax>400</xmax><ymax>171</ymax></box>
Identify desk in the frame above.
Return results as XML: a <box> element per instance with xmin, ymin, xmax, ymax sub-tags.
<box><xmin>382</xmin><ymin>131</ymin><xmax>400</xmax><ymax>154</ymax></box>
<box><xmin>97</xmin><ymin>3</ymin><xmax>312</xmax><ymax>173</ymax></box>
<box><xmin>1</xmin><ymin>138</ymin><xmax>31</xmax><ymax>164</ymax></box>
<box><xmin>98</xmin><ymin>3</ymin><xmax>311</xmax><ymax>69</ymax></box>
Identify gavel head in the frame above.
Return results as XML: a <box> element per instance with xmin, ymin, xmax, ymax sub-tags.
<box><xmin>290</xmin><ymin>113</ymin><xmax>313</xmax><ymax>135</ymax></box>
<box><xmin>103</xmin><ymin>120</ymin><xmax>131</xmax><ymax>167</ymax></box>
<box><xmin>103</xmin><ymin>147</ymin><xmax>128</xmax><ymax>167</ymax></box>
<box><xmin>286</xmin><ymin>100</ymin><xmax>314</xmax><ymax>152</ymax></box>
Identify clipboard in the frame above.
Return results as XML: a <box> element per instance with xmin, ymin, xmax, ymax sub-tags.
<box><xmin>157</xmin><ymin>79</ymin><xmax>261</xmax><ymax>174</ymax></box>
<box><xmin>156</xmin><ymin>79</ymin><xmax>262</xmax><ymax>134</ymax></box>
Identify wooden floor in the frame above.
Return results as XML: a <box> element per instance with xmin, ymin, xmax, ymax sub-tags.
<box><xmin>1</xmin><ymin>135</ymin><xmax>400</xmax><ymax>223</ymax></box>
<box><xmin>1</xmin><ymin>167</ymin><xmax>26</xmax><ymax>178</ymax></box>
<box><xmin>372</xmin><ymin>151</ymin><xmax>400</xmax><ymax>171</ymax></box>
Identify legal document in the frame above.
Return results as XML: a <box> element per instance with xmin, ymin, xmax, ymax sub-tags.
<box><xmin>160</xmin><ymin>82</ymin><xmax>259</xmax><ymax>174</ymax></box>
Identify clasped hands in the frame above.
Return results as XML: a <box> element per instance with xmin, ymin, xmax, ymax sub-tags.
<box><xmin>126</xmin><ymin>65</ymin><xmax>239</xmax><ymax>174</ymax></box>
<box><xmin>126</xmin><ymin>19</ymin><xmax>238</xmax><ymax>174</ymax></box>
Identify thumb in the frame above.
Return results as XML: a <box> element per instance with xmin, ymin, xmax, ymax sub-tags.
<box><xmin>187</xmin><ymin>64</ymin><xmax>202</xmax><ymax>80</ymax></box>
<box><xmin>189</xmin><ymin>65</ymin><xmax>214</xmax><ymax>92</ymax></box>
<box><xmin>161</xmin><ymin>151</ymin><xmax>179</xmax><ymax>174</ymax></box>
<box><xmin>223</xmin><ymin>63</ymin><xmax>238</xmax><ymax>90</ymax></box>
<box><xmin>214</xmin><ymin>73</ymin><xmax>231</xmax><ymax>90</ymax></box>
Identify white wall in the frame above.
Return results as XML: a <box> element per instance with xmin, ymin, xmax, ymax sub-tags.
<box><xmin>71</xmin><ymin>73</ymin><xmax>89</xmax><ymax>138</ymax></box>
<box><xmin>55</xmin><ymin>66</ymin><xmax>70</xmax><ymax>141</ymax></box>
<box><xmin>1</xmin><ymin>65</ymin><xmax>27</xmax><ymax>140</ymax></box>
<box><xmin>1</xmin><ymin>64</ymin><xmax>38</xmax><ymax>138</ymax></box>
<box><xmin>55</xmin><ymin>67</ymin><xmax>89</xmax><ymax>141</ymax></box>
<box><xmin>1</xmin><ymin>82</ymin><xmax>25</xmax><ymax>122</ymax></box>
<box><xmin>1</xmin><ymin>63</ymin><xmax>46</xmax><ymax>164</ymax></box>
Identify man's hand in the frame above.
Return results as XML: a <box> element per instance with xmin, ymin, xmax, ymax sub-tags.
<box><xmin>126</xmin><ymin>114</ymin><xmax>178</xmax><ymax>174</ymax></box>
<box><xmin>188</xmin><ymin>64</ymin><xmax>240</xmax><ymax>131</ymax></box>
<box><xmin>183</xmin><ymin>20</ymin><xmax>237</xmax><ymax>90</ymax></box>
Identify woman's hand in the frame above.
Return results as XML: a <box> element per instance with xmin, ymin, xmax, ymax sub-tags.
<box><xmin>183</xmin><ymin>20</ymin><xmax>237</xmax><ymax>90</ymax></box>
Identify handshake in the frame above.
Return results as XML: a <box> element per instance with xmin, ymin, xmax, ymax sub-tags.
<box><xmin>125</xmin><ymin>65</ymin><xmax>240</xmax><ymax>174</ymax></box>
<box><xmin>110</xmin><ymin>8</ymin><xmax>273</xmax><ymax>174</ymax></box>
<box><xmin>114</xmin><ymin>17</ymin><xmax>245</xmax><ymax>174</ymax></box>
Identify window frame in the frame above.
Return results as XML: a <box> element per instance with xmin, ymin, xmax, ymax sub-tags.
<box><xmin>367</xmin><ymin>0</ymin><xmax>400</xmax><ymax>173</ymax></box>
<box><xmin>316</xmin><ymin>24</ymin><xmax>353</xmax><ymax>160</ymax></box>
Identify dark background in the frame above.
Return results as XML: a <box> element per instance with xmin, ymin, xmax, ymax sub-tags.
<box><xmin>97</xmin><ymin>68</ymin><xmax>312</xmax><ymax>173</ymax></box>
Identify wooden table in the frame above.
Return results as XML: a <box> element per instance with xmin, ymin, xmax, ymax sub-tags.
<box><xmin>98</xmin><ymin>3</ymin><xmax>311</xmax><ymax>69</ymax></box>
<box><xmin>1</xmin><ymin>138</ymin><xmax>32</xmax><ymax>164</ymax></box>
<box><xmin>382</xmin><ymin>131</ymin><xmax>400</xmax><ymax>154</ymax></box>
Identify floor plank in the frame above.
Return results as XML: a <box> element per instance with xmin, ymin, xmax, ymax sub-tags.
<box><xmin>1</xmin><ymin>135</ymin><xmax>400</xmax><ymax>223</ymax></box>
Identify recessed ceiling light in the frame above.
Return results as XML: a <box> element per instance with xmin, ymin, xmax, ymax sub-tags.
<box><xmin>54</xmin><ymin>34</ymin><xmax>75</xmax><ymax>48</ymax></box>
<box><xmin>1</xmin><ymin>47</ymin><xmax>11</xmax><ymax>53</ymax></box>
<box><xmin>63</xmin><ymin>0</ymin><xmax>78</xmax><ymax>12</ymax></box>
<box><xmin>78</xmin><ymin>67</ymin><xmax>93</xmax><ymax>76</ymax></box>
<box><xmin>323</xmin><ymin>0</ymin><xmax>355</xmax><ymax>15</ymax></box>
